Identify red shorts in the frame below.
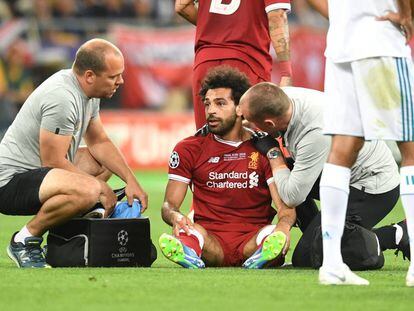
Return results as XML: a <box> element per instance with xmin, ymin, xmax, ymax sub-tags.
<box><xmin>192</xmin><ymin>59</ymin><xmax>269</xmax><ymax>130</ymax></box>
<box><xmin>198</xmin><ymin>221</ymin><xmax>266</xmax><ymax>267</ymax></box>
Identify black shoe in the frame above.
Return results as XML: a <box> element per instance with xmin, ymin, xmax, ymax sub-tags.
<box><xmin>7</xmin><ymin>232</ymin><xmax>51</xmax><ymax>268</ymax></box>
<box><xmin>395</xmin><ymin>220</ymin><xmax>410</xmax><ymax>261</ymax></box>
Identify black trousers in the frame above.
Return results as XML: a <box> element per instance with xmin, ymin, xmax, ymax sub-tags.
<box><xmin>291</xmin><ymin>180</ymin><xmax>400</xmax><ymax>267</ymax></box>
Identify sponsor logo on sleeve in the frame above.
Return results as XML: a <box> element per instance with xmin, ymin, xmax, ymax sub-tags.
<box><xmin>169</xmin><ymin>151</ymin><xmax>180</xmax><ymax>168</ymax></box>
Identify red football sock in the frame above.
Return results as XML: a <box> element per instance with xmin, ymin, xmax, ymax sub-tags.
<box><xmin>178</xmin><ymin>232</ymin><xmax>202</xmax><ymax>257</ymax></box>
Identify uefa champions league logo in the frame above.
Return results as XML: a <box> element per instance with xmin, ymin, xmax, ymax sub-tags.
<box><xmin>117</xmin><ymin>230</ymin><xmax>129</xmax><ymax>246</ymax></box>
<box><xmin>169</xmin><ymin>151</ymin><xmax>180</xmax><ymax>168</ymax></box>
<box><xmin>112</xmin><ymin>230</ymin><xmax>135</xmax><ymax>260</ymax></box>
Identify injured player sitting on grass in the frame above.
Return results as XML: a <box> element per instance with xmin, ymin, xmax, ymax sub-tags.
<box><xmin>159</xmin><ymin>66</ymin><xmax>296</xmax><ymax>268</ymax></box>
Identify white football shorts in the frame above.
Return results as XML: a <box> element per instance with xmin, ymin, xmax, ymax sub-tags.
<box><xmin>323</xmin><ymin>56</ymin><xmax>414</xmax><ymax>141</ymax></box>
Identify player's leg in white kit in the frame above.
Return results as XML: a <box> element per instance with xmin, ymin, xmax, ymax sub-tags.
<box><xmin>319</xmin><ymin>60</ymin><xmax>369</xmax><ymax>285</ymax></box>
<box><xmin>400</xmin><ymin>163</ymin><xmax>414</xmax><ymax>286</ymax></box>
<box><xmin>319</xmin><ymin>160</ymin><xmax>369</xmax><ymax>286</ymax></box>
<box><xmin>393</xmin><ymin>57</ymin><xmax>414</xmax><ymax>286</ymax></box>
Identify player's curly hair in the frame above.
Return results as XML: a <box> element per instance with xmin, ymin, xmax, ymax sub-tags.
<box><xmin>199</xmin><ymin>65</ymin><xmax>251</xmax><ymax>105</ymax></box>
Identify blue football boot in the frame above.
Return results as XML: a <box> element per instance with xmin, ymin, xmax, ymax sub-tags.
<box><xmin>242</xmin><ymin>231</ymin><xmax>286</xmax><ymax>269</ymax></box>
<box><xmin>159</xmin><ymin>233</ymin><xmax>205</xmax><ymax>269</ymax></box>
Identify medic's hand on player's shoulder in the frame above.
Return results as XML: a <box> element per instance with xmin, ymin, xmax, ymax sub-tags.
<box><xmin>172</xmin><ymin>213</ymin><xmax>194</xmax><ymax>237</ymax></box>
<box><xmin>251</xmin><ymin>131</ymin><xmax>280</xmax><ymax>155</ymax></box>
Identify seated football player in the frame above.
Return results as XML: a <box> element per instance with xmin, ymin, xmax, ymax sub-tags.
<box><xmin>159</xmin><ymin>66</ymin><xmax>296</xmax><ymax>268</ymax></box>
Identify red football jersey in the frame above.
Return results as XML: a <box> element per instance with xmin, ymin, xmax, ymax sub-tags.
<box><xmin>195</xmin><ymin>0</ymin><xmax>291</xmax><ymax>80</ymax></box>
<box><xmin>168</xmin><ymin>133</ymin><xmax>276</xmax><ymax>230</ymax></box>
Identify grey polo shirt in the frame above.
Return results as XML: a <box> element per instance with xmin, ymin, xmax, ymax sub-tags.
<box><xmin>0</xmin><ymin>69</ymin><xmax>100</xmax><ymax>188</ymax></box>
<box><xmin>273</xmin><ymin>87</ymin><xmax>399</xmax><ymax>207</ymax></box>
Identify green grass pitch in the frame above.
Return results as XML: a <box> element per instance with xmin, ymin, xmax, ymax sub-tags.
<box><xmin>0</xmin><ymin>171</ymin><xmax>412</xmax><ymax>311</ymax></box>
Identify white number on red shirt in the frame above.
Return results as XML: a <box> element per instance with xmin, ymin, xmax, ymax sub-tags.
<box><xmin>209</xmin><ymin>0</ymin><xmax>241</xmax><ymax>15</ymax></box>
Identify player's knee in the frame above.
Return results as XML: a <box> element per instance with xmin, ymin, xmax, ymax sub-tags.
<box><xmin>398</xmin><ymin>142</ymin><xmax>414</xmax><ymax>166</ymax></box>
<box><xmin>330</xmin><ymin>138</ymin><xmax>363</xmax><ymax>166</ymax></box>
<box><xmin>75</xmin><ymin>178</ymin><xmax>101</xmax><ymax>209</ymax></box>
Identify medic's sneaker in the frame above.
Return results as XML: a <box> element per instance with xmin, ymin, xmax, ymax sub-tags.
<box><xmin>242</xmin><ymin>231</ymin><xmax>287</xmax><ymax>269</ymax></box>
<box><xmin>159</xmin><ymin>233</ymin><xmax>205</xmax><ymax>269</ymax></box>
<box><xmin>7</xmin><ymin>232</ymin><xmax>51</xmax><ymax>268</ymax></box>
<box><xmin>319</xmin><ymin>264</ymin><xmax>369</xmax><ymax>285</ymax></box>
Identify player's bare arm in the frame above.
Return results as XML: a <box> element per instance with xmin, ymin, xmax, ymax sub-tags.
<box><xmin>269</xmin><ymin>183</ymin><xmax>296</xmax><ymax>255</ymax></box>
<box><xmin>306</xmin><ymin>0</ymin><xmax>328</xmax><ymax>19</ymax></box>
<box><xmin>377</xmin><ymin>0</ymin><xmax>413</xmax><ymax>44</ymax></box>
<box><xmin>84</xmin><ymin>116</ymin><xmax>148</xmax><ymax>211</ymax></box>
<box><xmin>267</xmin><ymin>149</ymin><xmax>288</xmax><ymax>172</ymax></box>
<box><xmin>39</xmin><ymin>128</ymin><xmax>116</xmax><ymax>215</ymax></box>
<box><xmin>161</xmin><ymin>180</ymin><xmax>194</xmax><ymax>236</ymax></box>
<box><xmin>41</xmin><ymin>126</ymin><xmax>116</xmax><ymax>214</ymax></box>
<box><xmin>268</xmin><ymin>9</ymin><xmax>292</xmax><ymax>87</ymax></box>
<box><xmin>175</xmin><ymin>0</ymin><xmax>198</xmax><ymax>26</ymax></box>
<box><xmin>39</xmin><ymin>129</ymin><xmax>89</xmax><ymax>175</ymax></box>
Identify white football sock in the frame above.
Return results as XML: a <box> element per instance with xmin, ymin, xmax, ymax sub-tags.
<box><xmin>14</xmin><ymin>225</ymin><xmax>34</xmax><ymax>244</ymax></box>
<box><xmin>256</xmin><ymin>225</ymin><xmax>276</xmax><ymax>245</ymax></box>
<box><xmin>320</xmin><ymin>163</ymin><xmax>350</xmax><ymax>270</ymax></box>
<box><xmin>400</xmin><ymin>166</ymin><xmax>414</xmax><ymax>272</ymax></box>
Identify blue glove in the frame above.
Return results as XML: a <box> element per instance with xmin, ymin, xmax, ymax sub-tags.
<box><xmin>110</xmin><ymin>200</ymin><xmax>142</xmax><ymax>219</ymax></box>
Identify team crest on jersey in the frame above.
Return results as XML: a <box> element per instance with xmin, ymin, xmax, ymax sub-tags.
<box><xmin>248</xmin><ymin>152</ymin><xmax>259</xmax><ymax>169</ymax></box>
<box><xmin>169</xmin><ymin>151</ymin><xmax>180</xmax><ymax>168</ymax></box>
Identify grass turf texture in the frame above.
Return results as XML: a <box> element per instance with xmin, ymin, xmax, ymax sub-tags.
<box><xmin>0</xmin><ymin>171</ymin><xmax>412</xmax><ymax>311</ymax></box>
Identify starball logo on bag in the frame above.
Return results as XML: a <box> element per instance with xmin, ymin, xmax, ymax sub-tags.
<box><xmin>118</xmin><ymin>230</ymin><xmax>129</xmax><ymax>246</ymax></box>
<box><xmin>111</xmin><ymin>229</ymin><xmax>135</xmax><ymax>263</ymax></box>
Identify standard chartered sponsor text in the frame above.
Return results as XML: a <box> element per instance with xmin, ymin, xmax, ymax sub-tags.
<box><xmin>209</xmin><ymin>171</ymin><xmax>248</xmax><ymax>180</ymax></box>
<box><xmin>207</xmin><ymin>180</ymin><xmax>248</xmax><ymax>188</ymax></box>
<box><xmin>207</xmin><ymin>171</ymin><xmax>258</xmax><ymax>189</ymax></box>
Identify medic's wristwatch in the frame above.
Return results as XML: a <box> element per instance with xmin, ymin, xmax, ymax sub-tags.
<box><xmin>267</xmin><ymin>148</ymin><xmax>282</xmax><ymax>160</ymax></box>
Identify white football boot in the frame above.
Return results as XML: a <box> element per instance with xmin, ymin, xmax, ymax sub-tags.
<box><xmin>319</xmin><ymin>264</ymin><xmax>369</xmax><ymax>285</ymax></box>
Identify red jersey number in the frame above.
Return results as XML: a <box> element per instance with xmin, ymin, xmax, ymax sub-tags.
<box><xmin>209</xmin><ymin>0</ymin><xmax>241</xmax><ymax>15</ymax></box>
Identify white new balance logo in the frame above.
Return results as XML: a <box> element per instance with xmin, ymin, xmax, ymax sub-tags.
<box><xmin>208</xmin><ymin>157</ymin><xmax>220</xmax><ymax>163</ymax></box>
<box><xmin>249</xmin><ymin>172</ymin><xmax>259</xmax><ymax>188</ymax></box>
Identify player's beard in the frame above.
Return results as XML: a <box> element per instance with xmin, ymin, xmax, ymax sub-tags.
<box><xmin>207</xmin><ymin>114</ymin><xmax>237</xmax><ymax>136</ymax></box>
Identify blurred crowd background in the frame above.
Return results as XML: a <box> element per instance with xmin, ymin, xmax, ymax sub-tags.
<box><xmin>0</xmin><ymin>0</ymin><xmax>328</xmax><ymax>138</ymax></box>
